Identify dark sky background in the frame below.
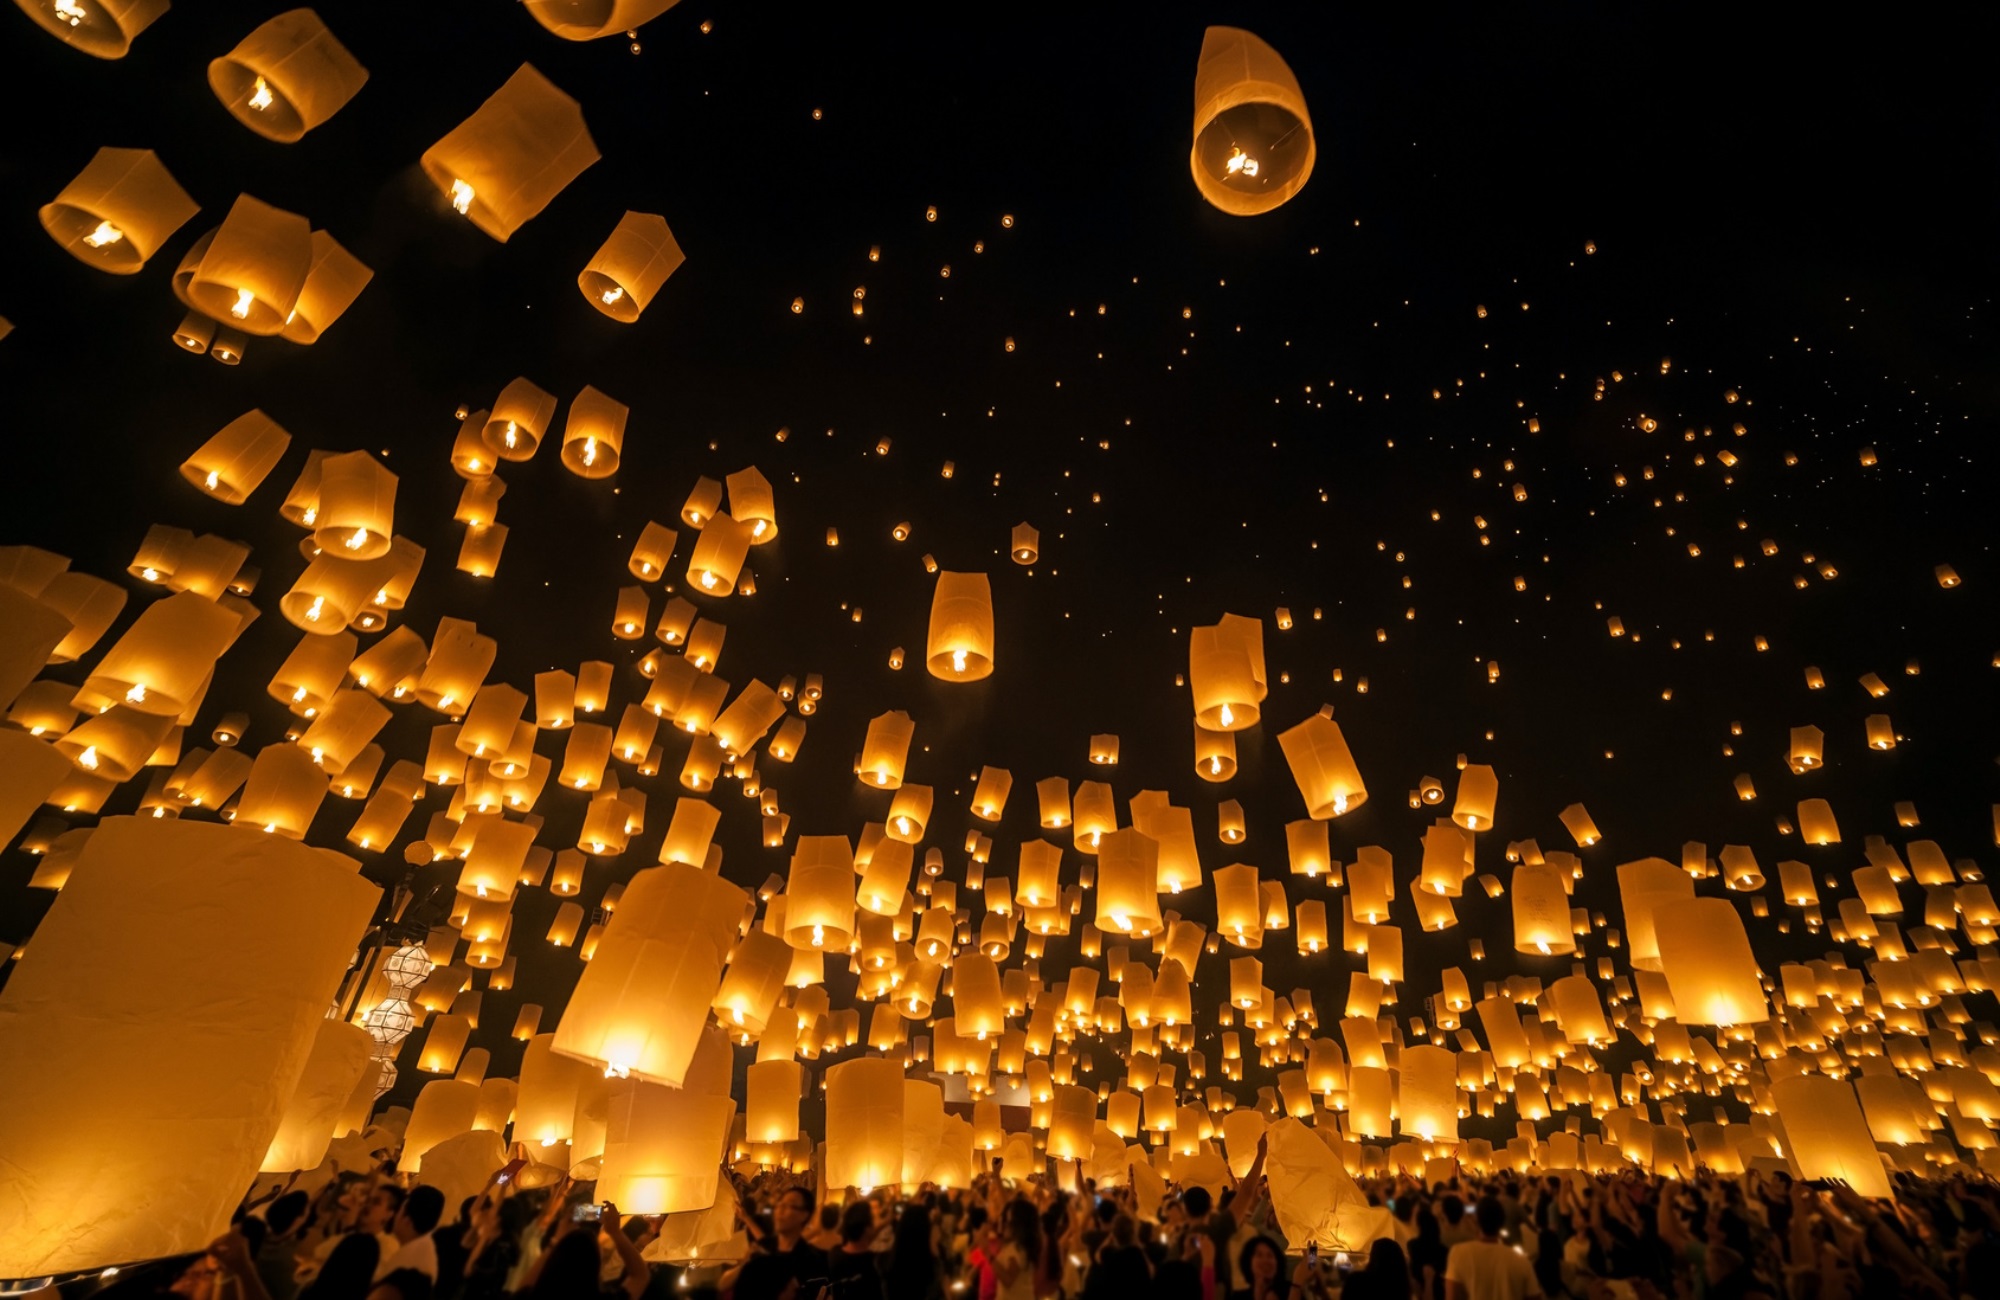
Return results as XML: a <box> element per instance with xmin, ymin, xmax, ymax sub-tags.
<box><xmin>2</xmin><ymin>2</ymin><xmax>1997</xmax><ymax>1128</ymax></box>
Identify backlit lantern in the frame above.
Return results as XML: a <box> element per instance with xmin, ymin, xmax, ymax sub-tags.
<box><xmin>926</xmin><ymin>572</ymin><xmax>995</xmax><ymax>681</ymax></box>
<box><xmin>17</xmin><ymin>0</ymin><xmax>167</xmax><ymax>57</ymax></box>
<box><xmin>1617</xmin><ymin>857</ymin><xmax>1694</xmax><ymax>971</ymax></box>
<box><xmin>1189</xmin><ymin>613</ymin><xmax>1265</xmax><ymax>730</ymax></box>
<box><xmin>237</xmin><ymin>743</ymin><xmax>329</xmax><ymax>838</ymax></box>
<box><xmin>1558</xmin><ymin>803</ymin><xmax>1601</xmax><ymax>847</ymax></box>
<box><xmin>722</xmin><ymin>466</ymin><xmax>779</xmax><ymax>545</ymax></box>
<box><xmin>826</xmin><ymin>1056</ymin><xmax>905</xmax><ymax>1191</ymax></box>
<box><xmin>1096</xmin><ymin>828</ymin><xmax>1164</xmax><ymax>937</ymax></box>
<box><xmin>1788</xmin><ymin>725</ymin><xmax>1824</xmax><ymax>773</ymax></box>
<box><xmin>965</xmin><ymin>765</ymin><xmax>1012</xmax><ymax>820</ymax></box>
<box><xmin>786</xmin><ymin>835</ymin><xmax>857</xmax><ymax>952</ymax></box>
<box><xmin>277</xmin><ymin>228</ymin><xmax>373</xmax><ymax>345</ymax></box>
<box><xmin>1275</xmin><ymin>713</ymin><xmax>1368</xmax><ymax>817</ymax></box>
<box><xmin>84</xmin><ymin>590</ymin><xmax>240</xmax><ymax>721</ymax></box>
<box><xmin>401</xmin><ymin>1078</ymin><xmax>480</xmax><ymax>1173</ymax></box>
<box><xmin>580</xmin><ymin>211</ymin><xmax>683</xmax><ymax>322</ymax></box>
<box><xmin>1652</xmin><ymin>897</ymin><xmax>1767</xmax><ymax>1026</ymax></box>
<box><xmin>208</xmin><ymin>10</ymin><xmax>367</xmax><ymax>142</ymax></box>
<box><xmin>686</xmin><ymin>513</ymin><xmax>753</xmax><ymax>595</ymax></box>
<box><xmin>313</xmin><ymin>450</ymin><xmax>396</xmax><ymax>559</ymax></box>
<box><xmin>1865</xmin><ymin>714</ymin><xmax>1896</xmax><ymax>749</ymax></box>
<box><xmin>421</xmin><ymin>64</ymin><xmax>599</xmax><ymax>241</ymax></box>
<box><xmin>857</xmin><ymin>840</ymin><xmax>912</xmax><ymax>915</ymax></box>
<box><xmin>1072</xmin><ymin>780</ymin><xmax>1117</xmax><ymax>852</ymax></box>
<box><xmin>1190</xmin><ymin>27</ymin><xmax>1315</xmax><ymax>216</ymax></box>
<box><xmin>561</xmin><ymin>384</ymin><xmax>627</xmax><ymax>478</ymax></box>
<box><xmin>1452</xmin><ymin>764</ymin><xmax>1498</xmax><ymax>831</ymax></box>
<box><xmin>552</xmin><ymin>863</ymin><xmax>744</xmax><ymax>1085</ymax></box>
<box><xmin>1215</xmin><ymin>863</ymin><xmax>1264</xmax><ymax>949</ymax></box>
<box><xmin>1511</xmin><ymin>863</ymin><xmax>1573</xmax><ymax>955</ymax></box>
<box><xmin>0</xmin><ymin>817</ymin><xmax>374</xmax><ymax>1276</ymax></box>
<box><xmin>1038</xmin><ymin>776</ymin><xmax>1071</xmax><ymax>828</ymax></box>
<box><xmin>1398</xmin><ymin>1044</ymin><xmax>1457</xmax><ymax>1141</ymax></box>
<box><xmin>40</xmin><ymin>146</ymin><xmax>196</xmax><ymax>273</ymax></box>
<box><xmin>1769</xmin><ymin>1074</ymin><xmax>1893</xmax><ymax>1199</ymax></box>
<box><xmin>1549</xmin><ymin>975</ymin><xmax>1609</xmax><ymax>1045</ymax></box>
<box><xmin>747</xmin><ymin>1059</ymin><xmax>802</xmax><ymax>1143</ymax></box>
<box><xmin>1217</xmin><ymin>800</ymin><xmax>1247</xmax><ymax>844</ymax></box>
<box><xmin>523</xmin><ymin>0</ymin><xmax>679</xmax><ymax>39</ymax></box>
<box><xmin>598</xmin><ymin>1072</ymin><xmax>734</xmax><ymax>1214</ymax></box>
<box><xmin>260</xmin><ymin>1018</ymin><xmax>372</xmax><ymax>1172</ymax></box>
<box><xmin>859</xmin><ymin>710</ymin><xmax>914</xmax><ymax>788</ymax></box>
<box><xmin>1192</xmin><ymin>723</ymin><xmax>1238</xmax><ymax>782</ymax></box>
<box><xmin>187</xmin><ymin>193</ymin><xmax>313</xmax><ymax>335</ymax></box>
<box><xmin>1797</xmin><ymin>798</ymin><xmax>1841</xmax><ymax>846</ymax></box>
<box><xmin>181</xmin><ymin>410</ymin><xmax>292</xmax><ymax>504</ymax></box>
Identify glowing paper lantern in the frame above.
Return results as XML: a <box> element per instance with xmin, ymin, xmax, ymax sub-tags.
<box><xmin>1769</xmin><ymin>1074</ymin><xmax>1892</xmax><ymax>1199</ymax></box>
<box><xmin>0</xmin><ymin>817</ymin><xmax>374</xmax><ymax>1277</ymax></box>
<box><xmin>187</xmin><ymin>194</ymin><xmax>313</xmax><ymax>335</ymax></box>
<box><xmin>1511</xmin><ymin>863</ymin><xmax>1573</xmax><ymax>955</ymax></box>
<box><xmin>1798</xmin><ymin>798</ymin><xmax>1841</xmax><ymax>846</ymax></box>
<box><xmin>312</xmin><ymin>450</ymin><xmax>396</xmax><ymax>560</ymax></box>
<box><xmin>747</xmin><ymin>1058</ymin><xmax>802</xmax><ymax>1143</ymax></box>
<box><xmin>926</xmin><ymin>572</ymin><xmax>995</xmax><ymax>681</ymax></box>
<box><xmin>208</xmin><ymin>9</ymin><xmax>367</xmax><ymax>142</ymax></box>
<box><xmin>1276</xmin><ymin>713</ymin><xmax>1367</xmax><ymax>818</ymax></box>
<box><xmin>859</xmin><ymin>710</ymin><xmax>914</xmax><ymax>788</ymax></box>
<box><xmin>83</xmin><ymin>590</ymin><xmax>239</xmax><ymax>721</ymax></box>
<box><xmin>686</xmin><ymin>512</ymin><xmax>753</xmax><ymax>595</ymax></box>
<box><xmin>39</xmin><ymin>146</ymin><xmax>196</xmax><ymax>273</ymax></box>
<box><xmin>16</xmin><ymin>0</ymin><xmax>167</xmax><ymax>57</ymax></box>
<box><xmin>523</xmin><ymin>0</ymin><xmax>680</xmax><ymax>40</ymax></box>
<box><xmin>1189</xmin><ymin>613</ymin><xmax>1265</xmax><ymax>730</ymax></box>
<box><xmin>552</xmin><ymin>863</ymin><xmax>745</xmax><ymax>1085</ymax></box>
<box><xmin>1617</xmin><ymin>857</ymin><xmax>1694</xmax><ymax>972</ymax></box>
<box><xmin>580</xmin><ymin>211</ymin><xmax>683</xmax><ymax>322</ymax></box>
<box><xmin>1010</xmin><ymin>522</ymin><xmax>1039</xmax><ymax>564</ymax></box>
<box><xmin>1652</xmin><ymin>897</ymin><xmax>1768</xmax><ymax>1026</ymax></box>
<box><xmin>785</xmin><ymin>834</ymin><xmax>857</xmax><ymax>951</ymax></box>
<box><xmin>598</xmin><ymin>1076</ymin><xmax>734</xmax><ymax>1215</ymax></box>
<box><xmin>561</xmin><ymin>384</ymin><xmax>627</xmax><ymax>478</ymax></box>
<box><xmin>1398</xmin><ymin>1044</ymin><xmax>1458</xmax><ymax>1141</ymax></box>
<box><xmin>1095</xmin><ymin>828</ymin><xmax>1164</xmax><ymax>938</ymax></box>
<box><xmin>1190</xmin><ymin>27</ymin><xmax>1316</xmax><ymax>217</ymax></box>
<box><xmin>826</xmin><ymin>1056</ymin><xmax>906</xmax><ymax>1191</ymax></box>
<box><xmin>181</xmin><ymin>410</ymin><xmax>292</xmax><ymax>504</ymax></box>
<box><xmin>421</xmin><ymin>64</ymin><xmax>599</xmax><ymax>241</ymax></box>
<box><xmin>0</xmin><ymin>732</ymin><xmax>73</xmax><ymax>847</ymax></box>
<box><xmin>277</xmin><ymin>232</ymin><xmax>372</xmax><ymax>344</ymax></box>
<box><xmin>1451</xmin><ymin>765</ymin><xmax>1498</xmax><ymax>831</ymax></box>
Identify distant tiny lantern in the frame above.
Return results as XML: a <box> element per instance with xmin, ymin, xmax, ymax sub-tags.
<box><xmin>1189</xmin><ymin>27</ymin><xmax>1316</xmax><ymax>216</ymax></box>
<box><xmin>421</xmin><ymin>64</ymin><xmax>599</xmax><ymax>241</ymax></box>
<box><xmin>579</xmin><ymin>210</ymin><xmax>683</xmax><ymax>322</ymax></box>
<box><xmin>207</xmin><ymin>9</ymin><xmax>368</xmax><ymax>143</ymax></box>
<box><xmin>1011</xmin><ymin>523</ymin><xmax>1039</xmax><ymax>564</ymax></box>
<box><xmin>39</xmin><ymin>146</ymin><xmax>197</xmax><ymax>274</ymax></box>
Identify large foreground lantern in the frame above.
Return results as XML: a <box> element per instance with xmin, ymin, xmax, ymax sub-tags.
<box><xmin>597</xmin><ymin>1077</ymin><xmax>734</xmax><ymax>1215</ymax></box>
<box><xmin>1769</xmin><ymin>1074</ymin><xmax>1893</xmax><ymax>1200</ymax></box>
<box><xmin>40</xmin><ymin>146</ymin><xmax>197</xmax><ymax>273</ymax></box>
<box><xmin>0</xmin><ymin>818</ymin><xmax>375</xmax><ymax>1278</ymax></box>
<box><xmin>1189</xmin><ymin>27</ymin><xmax>1316</xmax><ymax>217</ymax></box>
<box><xmin>926</xmin><ymin>571</ymin><xmax>995</xmax><ymax>681</ymax></box>
<box><xmin>16</xmin><ymin>0</ymin><xmax>167</xmax><ymax>58</ymax></box>
<box><xmin>260</xmin><ymin>1019</ymin><xmax>374</xmax><ymax>1172</ymax></box>
<box><xmin>186</xmin><ymin>194</ymin><xmax>314</xmax><ymax>336</ymax></box>
<box><xmin>1651</xmin><ymin>897</ymin><xmax>1768</xmax><ymax>1026</ymax></box>
<box><xmin>421</xmin><ymin>64</ymin><xmax>599</xmax><ymax>241</ymax></box>
<box><xmin>826</xmin><ymin>1057</ymin><xmax>905</xmax><ymax>1192</ymax></box>
<box><xmin>207</xmin><ymin>9</ymin><xmax>368</xmax><ymax>142</ymax></box>
<box><xmin>580</xmin><ymin>211</ymin><xmax>683</xmax><ymax>322</ymax></box>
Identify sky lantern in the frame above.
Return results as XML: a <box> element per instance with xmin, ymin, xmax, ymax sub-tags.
<box><xmin>825</xmin><ymin>1057</ymin><xmax>905</xmax><ymax>1192</ymax></box>
<box><xmin>39</xmin><ymin>146</ymin><xmax>196</xmax><ymax>273</ymax></box>
<box><xmin>279</xmin><ymin>231</ymin><xmax>373</xmax><ymax>344</ymax></box>
<box><xmin>421</xmin><ymin>64</ymin><xmax>598</xmax><ymax>241</ymax></box>
<box><xmin>1189</xmin><ymin>27</ymin><xmax>1316</xmax><ymax>216</ymax></box>
<box><xmin>1617</xmin><ymin>857</ymin><xmax>1694</xmax><ymax>971</ymax></box>
<box><xmin>859</xmin><ymin>710</ymin><xmax>914</xmax><ymax>788</ymax></box>
<box><xmin>1451</xmin><ymin>764</ymin><xmax>1498</xmax><ymax>831</ymax></box>
<box><xmin>17</xmin><ymin>0</ymin><xmax>167</xmax><ymax>57</ymax></box>
<box><xmin>580</xmin><ymin>211</ymin><xmax>683</xmax><ymax>322</ymax></box>
<box><xmin>1651</xmin><ymin>897</ymin><xmax>1768</xmax><ymax>1026</ymax></box>
<box><xmin>686</xmin><ymin>512</ymin><xmax>753</xmax><ymax>596</ymax></box>
<box><xmin>1011</xmin><ymin>522</ymin><xmax>1040</xmax><ymax>564</ymax></box>
<box><xmin>1189</xmin><ymin>613</ymin><xmax>1266</xmax><ymax>730</ymax></box>
<box><xmin>561</xmin><ymin>385</ymin><xmax>627</xmax><ymax>478</ymax></box>
<box><xmin>312</xmin><ymin>450</ymin><xmax>396</xmax><ymax>560</ymax></box>
<box><xmin>926</xmin><ymin>571</ymin><xmax>995</xmax><ymax>681</ymax></box>
<box><xmin>523</xmin><ymin>0</ymin><xmax>681</xmax><ymax>40</ymax></box>
<box><xmin>1275</xmin><ymin>713</ymin><xmax>1367</xmax><ymax>817</ymax></box>
<box><xmin>208</xmin><ymin>9</ymin><xmax>368</xmax><ymax>142</ymax></box>
<box><xmin>187</xmin><ymin>194</ymin><xmax>314</xmax><ymax>335</ymax></box>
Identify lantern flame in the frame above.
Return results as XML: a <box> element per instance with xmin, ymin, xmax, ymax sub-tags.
<box><xmin>77</xmin><ymin>745</ymin><xmax>99</xmax><ymax>770</ymax></box>
<box><xmin>1225</xmin><ymin>148</ymin><xmax>1260</xmax><ymax>178</ymax></box>
<box><xmin>581</xmin><ymin>438</ymin><xmax>597</xmax><ymax>467</ymax></box>
<box><xmin>248</xmin><ymin>77</ymin><xmax>275</xmax><ymax>111</ymax></box>
<box><xmin>601</xmin><ymin>286</ymin><xmax>625</xmax><ymax>306</ymax></box>
<box><xmin>124</xmin><ymin>682</ymin><xmax>146</xmax><ymax>703</ymax></box>
<box><xmin>343</xmin><ymin>527</ymin><xmax>368</xmax><ymax>551</ymax></box>
<box><xmin>450</xmin><ymin>179</ymin><xmax>475</xmax><ymax>215</ymax></box>
<box><xmin>204</xmin><ymin>470</ymin><xmax>221</xmax><ymax>490</ymax></box>
<box><xmin>230</xmin><ymin>288</ymin><xmax>255</xmax><ymax>319</ymax></box>
<box><xmin>503</xmin><ymin>422</ymin><xmax>518</xmax><ymax>448</ymax></box>
<box><xmin>53</xmin><ymin>0</ymin><xmax>85</xmax><ymax>25</ymax></box>
<box><xmin>82</xmin><ymin>219</ymin><xmax>124</xmax><ymax>248</ymax></box>
<box><xmin>304</xmin><ymin>595</ymin><xmax>325</xmax><ymax>622</ymax></box>
<box><xmin>952</xmin><ymin>648</ymin><xmax>967</xmax><ymax>673</ymax></box>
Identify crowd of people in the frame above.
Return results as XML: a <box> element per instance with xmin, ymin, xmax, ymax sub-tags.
<box><xmin>56</xmin><ymin>1154</ymin><xmax>2000</xmax><ymax>1300</ymax></box>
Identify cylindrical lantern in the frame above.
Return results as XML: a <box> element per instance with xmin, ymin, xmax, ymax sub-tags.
<box><xmin>785</xmin><ymin>835</ymin><xmax>857</xmax><ymax>951</ymax></box>
<box><xmin>1037</xmin><ymin>776</ymin><xmax>1071</xmax><ymax>828</ymax></box>
<box><xmin>724</xmin><ymin>465</ymin><xmax>779</xmax><ymax>544</ymax></box>
<box><xmin>1452</xmin><ymin>765</ymin><xmax>1499</xmax><ymax>832</ymax></box>
<box><xmin>1275</xmin><ymin>713</ymin><xmax>1367</xmax><ymax>817</ymax></box>
<box><xmin>859</xmin><ymin>710</ymin><xmax>914</xmax><ymax>789</ymax></box>
<box><xmin>686</xmin><ymin>512</ymin><xmax>753</xmax><ymax>595</ymax></box>
<box><xmin>1511</xmin><ymin>863</ymin><xmax>1573</xmax><ymax>955</ymax></box>
<box><xmin>825</xmin><ymin>1057</ymin><xmax>905</xmax><ymax>1191</ymax></box>
<box><xmin>1096</xmin><ymin>829</ymin><xmax>1164</xmax><ymax>938</ymax></box>
<box><xmin>1398</xmin><ymin>1044</ymin><xmax>1457</xmax><ymax>1141</ymax></box>
<box><xmin>746</xmin><ymin>1059</ymin><xmax>802</xmax><ymax>1144</ymax></box>
<box><xmin>180</xmin><ymin>410</ymin><xmax>293</xmax><ymax>504</ymax></box>
<box><xmin>39</xmin><ymin>146</ymin><xmax>196</xmax><ymax>273</ymax></box>
<box><xmin>1194</xmin><ymin>724</ymin><xmax>1237</xmax><ymax>782</ymax></box>
<box><xmin>1769</xmin><ymin>1074</ymin><xmax>1893</xmax><ymax>1200</ymax></box>
<box><xmin>1189</xmin><ymin>27</ymin><xmax>1316</xmax><ymax>216</ymax></box>
<box><xmin>561</xmin><ymin>384</ymin><xmax>627</xmax><ymax>478</ymax></box>
<box><xmin>280</xmin><ymin>230</ymin><xmax>373</xmax><ymax>345</ymax></box>
<box><xmin>1652</xmin><ymin>897</ymin><xmax>1768</xmax><ymax>1026</ymax></box>
<box><xmin>926</xmin><ymin>571</ymin><xmax>995</xmax><ymax>681</ymax></box>
<box><xmin>522</xmin><ymin>0</ymin><xmax>680</xmax><ymax>41</ymax></box>
<box><xmin>18</xmin><ymin>0</ymin><xmax>168</xmax><ymax>58</ymax></box>
<box><xmin>579</xmin><ymin>211</ymin><xmax>683</xmax><ymax>321</ymax></box>
<box><xmin>1010</xmin><ymin>522</ymin><xmax>1039</xmax><ymax>564</ymax></box>
<box><xmin>420</xmin><ymin>64</ymin><xmax>600</xmax><ymax>242</ymax></box>
<box><xmin>1189</xmin><ymin>614</ymin><xmax>1265</xmax><ymax>730</ymax></box>
<box><xmin>1617</xmin><ymin>857</ymin><xmax>1695</xmax><ymax>972</ymax></box>
<box><xmin>313</xmin><ymin>450</ymin><xmax>397</xmax><ymax>560</ymax></box>
<box><xmin>187</xmin><ymin>193</ymin><xmax>313</xmax><ymax>335</ymax></box>
<box><xmin>207</xmin><ymin>9</ymin><xmax>367</xmax><ymax>142</ymax></box>
<box><xmin>598</xmin><ymin>1076</ymin><xmax>734</xmax><ymax>1214</ymax></box>
<box><xmin>0</xmin><ymin>817</ymin><xmax>374</xmax><ymax>1276</ymax></box>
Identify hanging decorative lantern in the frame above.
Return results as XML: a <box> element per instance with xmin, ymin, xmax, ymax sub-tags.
<box><xmin>926</xmin><ymin>571</ymin><xmax>995</xmax><ymax>681</ymax></box>
<box><xmin>39</xmin><ymin>146</ymin><xmax>197</xmax><ymax>273</ymax></box>
<box><xmin>208</xmin><ymin>9</ymin><xmax>368</xmax><ymax>142</ymax></box>
<box><xmin>421</xmin><ymin>64</ymin><xmax>599</xmax><ymax>241</ymax></box>
<box><xmin>580</xmin><ymin>211</ymin><xmax>683</xmax><ymax>322</ymax></box>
